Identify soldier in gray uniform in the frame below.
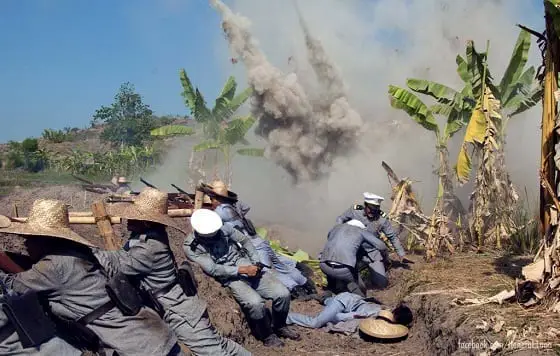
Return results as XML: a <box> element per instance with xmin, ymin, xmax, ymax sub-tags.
<box><xmin>184</xmin><ymin>209</ymin><xmax>300</xmax><ymax>348</ymax></box>
<box><xmin>0</xmin><ymin>199</ymin><xmax>181</xmax><ymax>356</ymax></box>
<box><xmin>94</xmin><ymin>188</ymin><xmax>250</xmax><ymax>356</ymax></box>
<box><xmin>320</xmin><ymin>220</ymin><xmax>389</xmax><ymax>297</ymax></box>
<box><xmin>335</xmin><ymin>193</ymin><xmax>406</xmax><ymax>289</ymax></box>
<box><xmin>202</xmin><ymin>180</ymin><xmax>315</xmax><ymax>299</ymax></box>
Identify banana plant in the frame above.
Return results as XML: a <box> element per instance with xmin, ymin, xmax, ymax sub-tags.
<box><xmin>151</xmin><ymin>71</ymin><xmax>264</xmax><ymax>184</ymax></box>
<box><xmin>455</xmin><ymin>30</ymin><xmax>542</xmax><ymax>183</ymax></box>
<box><xmin>388</xmin><ymin>83</ymin><xmax>468</xmax><ymax>221</ymax></box>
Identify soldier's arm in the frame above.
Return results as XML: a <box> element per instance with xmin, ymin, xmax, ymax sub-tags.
<box><xmin>381</xmin><ymin>219</ymin><xmax>406</xmax><ymax>257</ymax></box>
<box><xmin>93</xmin><ymin>244</ymin><xmax>154</xmax><ymax>277</ymax></box>
<box><xmin>335</xmin><ymin>207</ymin><xmax>355</xmax><ymax>224</ymax></box>
<box><xmin>229</xmin><ymin>226</ymin><xmax>261</xmax><ymax>265</ymax></box>
<box><xmin>0</xmin><ymin>257</ymin><xmax>62</xmax><ymax>294</ymax></box>
<box><xmin>183</xmin><ymin>234</ymin><xmax>240</xmax><ymax>279</ymax></box>
<box><xmin>361</xmin><ymin>230</ymin><xmax>389</xmax><ymax>252</ymax></box>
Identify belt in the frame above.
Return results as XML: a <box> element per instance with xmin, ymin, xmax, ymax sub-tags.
<box><xmin>323</xmin><ymin>261</ymin><xmax>356</xmax><ymax>270</ymax></box>
<box><xmin>77</xmin><ymin>300</ymin><xmax>115</xmax><ymax>325</ymax></box>
<box><xmin>152</xmin><ymin>283</ymin><xmax>177</xmax><ymax>299</ymax></box>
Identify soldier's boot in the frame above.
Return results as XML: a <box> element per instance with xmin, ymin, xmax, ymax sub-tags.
<box><xmin>249</xmin><ymin>312</ymin><xmax>285</xmax><ymax>348</ymax></box>
<box><xmin>272</xmin><ymin>310</ymin><xmax>301</xmax><ymax>341</ymax></box>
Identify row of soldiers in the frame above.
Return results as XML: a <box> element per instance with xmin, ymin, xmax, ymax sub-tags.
<box><xmin>0</xmin><ymin>180</ymin><xmax>411</xmax><ymax>355</ymax></box>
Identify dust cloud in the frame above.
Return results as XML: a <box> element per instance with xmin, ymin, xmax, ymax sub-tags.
<box><xmin>152</xmin><ymin>0</ymin><xmax>544</xmax><ymax>254</ymax></box>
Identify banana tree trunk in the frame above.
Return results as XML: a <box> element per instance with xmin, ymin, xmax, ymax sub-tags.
<box><xmin>540</xmin><ymin>15</ymin><xmax>559</xmax><ymax>241</ymax></box>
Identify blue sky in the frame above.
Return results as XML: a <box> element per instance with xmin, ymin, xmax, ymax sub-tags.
<box><xmin>0</xmin><ymin>0</ymin><xmax>230</xmax><ymax>142</ymax></box>
<box><xmin>0</xmin><ymin>0</ymin><xmax>546</xmax><ymax>143</ymax></box>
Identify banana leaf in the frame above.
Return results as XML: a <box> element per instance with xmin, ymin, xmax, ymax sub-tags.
<box><xmin>388</xmin><ymin>85</ymin><xmax>439</xmax><ymax>134</ymax></box>
<box><xmin>456</xmin><ymin>101</ymin><xmax>486</xmax><ymax>184</ymax></box>
<box><xmin>219</xmin><ymin>76</ymin><xmax>237</xmax><ymax>101</ymax></box>
<box><xmin>193</xmin><ymin>140</ymin><xmax>221</xmax><ymax>152</ymax></box>
<box><xmin>499</xmin><ymin>29</ymin><xmax>531</xmax><ymax>103</ymax></box>
<box><xmin>261</xmin><ymin>228</ymin><xmax>326</xmax><ymax>286</ymax></box>
<box><xmin>150</xmin><ymin>125</ymin><xmax>195</xmax><ymax>137</ymax></box>
<box><xmin>179</xmin><ymin>69</ymin><xmax>197</xmax><ymax>112</ymax></box>
<box><xmin>237</xmin><ymin>148</ymin><xmax>265</xmax><ymax>157</ymax></box>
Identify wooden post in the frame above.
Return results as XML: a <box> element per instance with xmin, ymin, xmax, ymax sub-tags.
<box><xmin>194</xmin><ymin>190</ymin><xmax>205</xmax><ymax>210</ymax></box>
<box><xmin>91</xmin><ymin>201</ymin><xmax>120</xmax><ymax>250</ymax></box>
<box><xmin>11</xmin><ymin>203</ymin><xmax>18</xmax><ymax>218</ymax></box>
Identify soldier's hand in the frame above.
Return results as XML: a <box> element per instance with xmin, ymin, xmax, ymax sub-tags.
<box><xmin>238</xmin><ymin>265</ymin><xmax>260</xmax><ymax>277</ymax></box>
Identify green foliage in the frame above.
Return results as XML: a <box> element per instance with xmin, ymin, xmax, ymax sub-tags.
<box><xmin>506</xmin><ymin>194</ymin><xmax>540</xmax><ymax>255</ymax></box>
<box><xmin>388</xmin><ymin>85</ymin><xmax>440</xmax><ymax>134</ymax></box>
<box><xmin>50</xmin><ymin>145</ymin><xmax>160</xmax><ymax>176</ymax></box>
<box><xmin>3</xmin><ymin>138</ymin><xmax>46</xmax><ymax>172</ymax></box>
<box><xmin>92</xmin><ymin>82</ymin><xmax>157</xmax><ymax>147</ymax></box>
<box><xmin>237</xmin><ymin>148</ymin><xmax>265</xmax><ymax>157</ymax></box>
<box><xmin>150</xmin><ymin>125</ymin><xmax>195</xmax><ymax>137</ymax></box>
<box><xmin>42</xmin><ymin>128</ymin><xmax>75</xmax><ymax>143</ymax></box>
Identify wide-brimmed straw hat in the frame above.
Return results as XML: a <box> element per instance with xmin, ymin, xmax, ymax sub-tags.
<box><xmin>0</xmin><ymin>199</ymin><xmax>95</xmax><ymax>247</ymax></box>
<box><xmin>105</xmin><ymin>187</ymin><xmax>186</xmax><ymax>234</ymax></box>
<box><xmin>200</xmin><ymin>180</ymin><xmax>238</xmax><ymax>202</ymax></box>
<box><xmin>190</xmin><ymin>209</ymin><xmax>223</xmax><ymax>236</ymax></box>
<box><xmin>359</xmin><ymin>316</ymin><xmax>409</xmax><ymax>340</ymax></box>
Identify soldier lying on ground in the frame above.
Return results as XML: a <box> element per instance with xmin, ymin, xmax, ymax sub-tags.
<box><xmin>335</xmin><ymin>193</ymin><xmax>407</xmax><ymax>289</ymax></box>
<box><xmin>320</xmin><ymin>219</ymin><xmax>389</xmax><ymax>297</ymax></box>
<box><xmin>94</xmin><ymin>188</ymin><xmax>250</xmax><ymax>356</ymax></box>
<box><xmin>0</xmin><ymin>199</ymin><xmax>182</xmax><ymax>356</ymax></box>
<box><xmin>202</xmin><ymin>180</ymin><xmax>317</xmax><ymax>299</ymax></box>
<box><xmin>287</xmin><ymin>291</ymin><xmax>412</xmax><ymax>334</ymax></box>
<box><xmin>184</xmin><ymin>209</ymin><xmax>301</xmax><ymax>348</ymax></box>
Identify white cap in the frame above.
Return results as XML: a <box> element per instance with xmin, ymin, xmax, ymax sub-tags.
<box><xmin>363</xmin><ymin>192</ymin><xmax>384</xmax><ymax>206</ymax></box>
<box><xmin>346</xmin><ymin>219</ymin><xmax>366</xmax><ymax>229</ymax></box>
<box><xmin>190</xmin><ymin>209</ymin><xmax>223</xmax><ymax>235</ymax></box>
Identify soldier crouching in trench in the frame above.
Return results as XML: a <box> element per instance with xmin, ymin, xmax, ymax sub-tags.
<box><xmin>0</xmin><ymin>199</ymin><xmax>182</xmax><ymax>356</ymax></box>
<box><xmin>184</xmin><ymin>209</ymin><xmax>301</xmax><ymax>348</ymax></box>
<box><xmin>94</xmin><ymin>188</ymin><xmax>250</xmax><ymax>356</ymax></box>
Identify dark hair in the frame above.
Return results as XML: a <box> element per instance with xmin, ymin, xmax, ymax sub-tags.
<box><xmin>392</xmin><ymin>303</ymin><xmax>413</xmax><ymax>326</ymax></box>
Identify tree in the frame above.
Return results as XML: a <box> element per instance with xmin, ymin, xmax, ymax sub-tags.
<box><xmin>92</xmin><ymin>83</ymin><xmax>157</xmax><ymax>147</ymax></box>
<box><xmin>151</xmin><ymin>71</ymin><xmax>264</xmax><ymax>184</ymax></box>
<box><xmin>388</xmin><ymin>28</ymin><xmax>542</xmax><ymax>255</ymax></box>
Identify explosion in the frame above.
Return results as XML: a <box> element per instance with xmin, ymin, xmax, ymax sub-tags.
<box><xmin>210</xmin><ymin>0</ymin><xmax>363</xmax><ymax>183</ymax></box>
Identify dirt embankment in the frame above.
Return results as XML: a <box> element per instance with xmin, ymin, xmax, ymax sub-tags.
<box><xmin>0</xmin><ymin>185</ymin><xmax>558</xmax><ymax>355</ymax></box>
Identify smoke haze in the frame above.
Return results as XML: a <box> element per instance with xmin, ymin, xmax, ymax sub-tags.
<box><xmin>149</xmin><ymin>0</ymin><xmax>544</xmax><ymax>254</ymax></box>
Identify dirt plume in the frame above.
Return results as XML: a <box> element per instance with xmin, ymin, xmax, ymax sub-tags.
<box><xmin>210</xmin><ymin>0</ymin><xmax>362</xmax><ymax>183</ymax></box>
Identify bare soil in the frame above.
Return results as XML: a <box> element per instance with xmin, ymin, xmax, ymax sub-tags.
<box><xmin>1</xmin><ymin>185</ymin><xmax>559</xmax><ymax>355</ymax></box>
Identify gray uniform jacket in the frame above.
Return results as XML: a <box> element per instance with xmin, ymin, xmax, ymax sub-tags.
<box><xmin>183</xmin><ymin>224</ymin><xmax>261</xmax><ymax>285</ymax></box>
<box><xmin>0</xmin><ymin>251</ymin><xmax>178</xmax><ymax>356</ymax></box>
<box><xmin>321</xmin><ymin>224</ymin><xmax>389</xmax><ymax>267</ymax></box>
<box><xmin>335</xmin><ymin>206</ymin><xmax>406</xmax><ymax>257</ymax></box>
<box><xmin>94</xmin><ymin>230</ymin><xmax>207</xmax><ymax>325</ymax></box>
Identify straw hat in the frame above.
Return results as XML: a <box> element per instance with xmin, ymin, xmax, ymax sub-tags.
<box><xmin>105</xmin><ymin>187</ymin><xmax>186</xmax><ymax>234</ymax></box>
<box><xmin>117</xmin><ymin>176</ymin><xmax>129</xmax><ymax>184</ymax></box>
<box><xmin>200</xmin><ymin>180</ymin><xmax>238</xmax><ymax>202</ymax></box>
<box><xmin>359</xmin><ymin>317</ymin><xmax>409</xmax><ymax>340</ymax></box>
<box><xmin>0</xmin><ymin>199</ymin><xmax>95</xmax><ymax>247</ymax></box>
<box><xmin>190</xmin><ymin>209</ymin><xmax>223</xmax><ymax>236</ymax></box>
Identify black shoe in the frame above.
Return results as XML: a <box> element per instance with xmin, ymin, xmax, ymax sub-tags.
<box><xmin>263</xmin><ymin>334</ymin><xmax>285</xmax><ymax>347</ymax></box>
<box><xmin>274</xmin><ymin>326</ymin><xmax>301</xmax><ymax>341</ymax></box>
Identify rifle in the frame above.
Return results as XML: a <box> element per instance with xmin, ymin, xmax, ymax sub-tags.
<box><xmin>72</xmin><ymin>174</ymin><xmax>94</xmax><ymax>185</ymax></box>
<box><xmin>171</xmin><ymin>184</ymin><xmax>194</xmax><ymax>202</ymax></box>
<box><xmin>140</xmin><ymin>178</ymin><xmax>157</xmax><ymax>189</ymax></box>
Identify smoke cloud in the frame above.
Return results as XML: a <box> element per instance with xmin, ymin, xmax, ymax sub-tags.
<box><xmin>151</xmin><ymin>0</ymin><xmax>543</xmax><ymax>254</ymax></box>
<box><xmin>210</xmin><ymin>0</ymin><xmax>363</xmax><ymax>183</ymax></box>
